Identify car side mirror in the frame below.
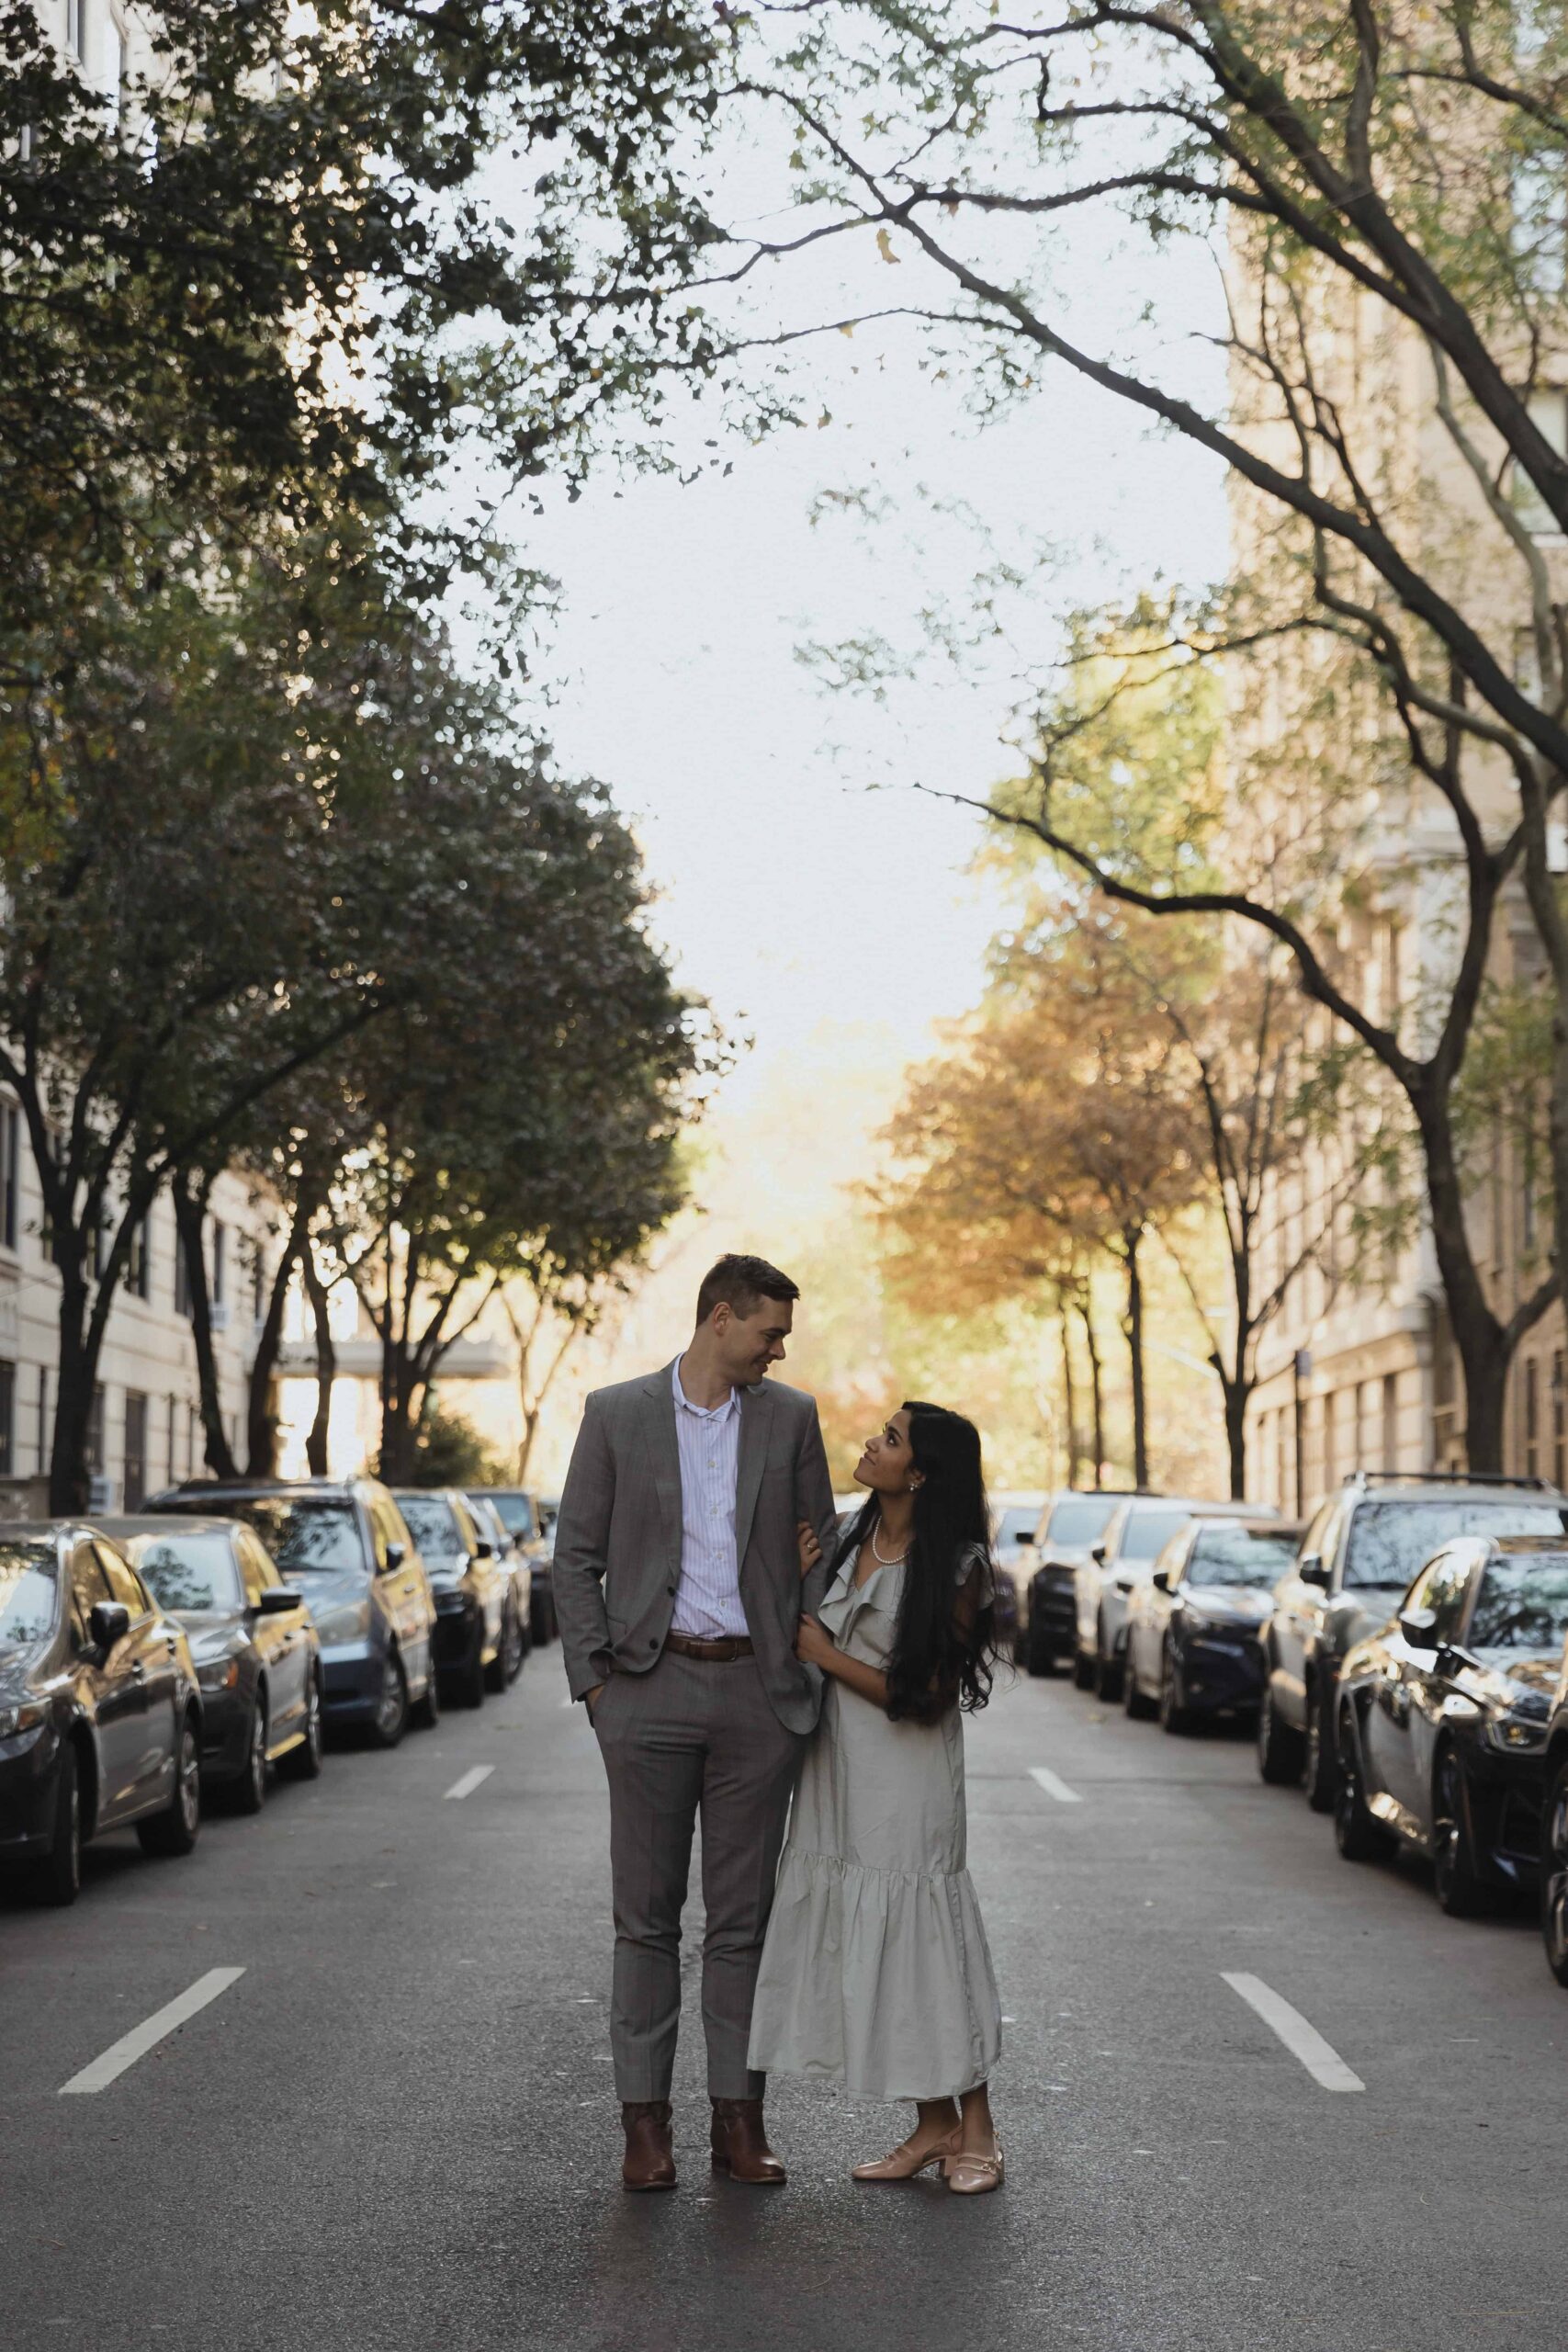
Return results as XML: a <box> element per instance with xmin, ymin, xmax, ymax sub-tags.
<box><xmin>1298</xmin><ymin>1555</ymin><xmax>1329</xmax><ymax>1589</ymax></box>
<box><xmin>472</xmin><ymin>1539</ymin><xmax>493</xmax><ymax>1560</ymax></box>
<box><xmin>254</xmin><ymin>1588</ymin><xmax>299</xmax><ymax>1615</ymax></box>
<box><xmin>1151</xmin><ymin>1568</ymin><xmax>1172</xmax><ymax>1594</ymax></box>
<box><xmin>1090</xmin><ymin>1543</ymin><xmax>1107</xmax><ymax>1566</ymax></box>
<box><xmin>87</xmin><ymin>1599</ymin><xmax>130</xmax><ymax>1657</ymax></box>
<box><xmin>1399</xmin><ymin>1606</ymin><xmax>1438</xmax><ymax>1648</ymax></box>
<box><xmin>382</xmin><ymin>1541</ymin><xmax>406</xmax><ymax>1571</ymax></box>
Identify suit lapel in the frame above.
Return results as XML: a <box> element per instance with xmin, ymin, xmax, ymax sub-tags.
<box><xmin>641</xmin><ymin>1363</ymin><xmax>683</xmax><ymax>1566</ymax></box>
<box><xmin>734</xmin><ymin>1382</ymin><xmax>773</xmax><ymax>1569</ymax></box>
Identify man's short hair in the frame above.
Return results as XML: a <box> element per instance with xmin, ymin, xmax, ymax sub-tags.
<box><xmin>695</xmin><ymin>1253</ymin><xmax>800</xmax><ymax>1328</ymax></box>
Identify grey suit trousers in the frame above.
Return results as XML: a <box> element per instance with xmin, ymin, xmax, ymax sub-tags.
<box><xmin>592</xmin><ymin>1647</ymin><xmax>804</xmax><ymax>2101</ymax></box>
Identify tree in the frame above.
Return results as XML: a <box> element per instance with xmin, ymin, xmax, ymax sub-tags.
<box><xmin>878</xmin><ymin>913</ymin><xmax>1209</xmax><ymax>1486</ymax></box>
<box><xmin>379</xmin><ymin>1408</ymin><xmax>505</xmax><ymax>1490</ymax></box>
<box><xmin>649</xmin><ymin>0</ymin><xmax>1568</xmax><ymax>1464</ymax></box>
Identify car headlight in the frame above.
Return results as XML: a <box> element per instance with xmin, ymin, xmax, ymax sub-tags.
<box><xmin>197</xmin><ymin>1657</ymin><xmax>240</xmax><ymax>1692</ymax></box>
<box><xmin>0</xmin><ymin>1701</ymin><xmax>44</xmax><ymax>1739</ymax></box>
<box><xmin>1485</xmin><ymin>1713</ymin><xmax>1548</xmax><ymax>1754</ymax></box>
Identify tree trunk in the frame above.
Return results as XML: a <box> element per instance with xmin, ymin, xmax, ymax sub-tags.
<box><xmin>1056</xmin><ymin>1299</ymin><xmax>1081</xmax><ymax>1487</ymax></box>
<box><xmin>245</xmin><ymin>1216</ymin><xmax>300</xmax><ymax>1477</ymax></box>
<box><xmin>1079</xmin><ymin>1288</ymin><xmax>1105</xmax><ymax>1487</ymax></box>
<box><xmin>174</xmin><ymin>1176</ymin><xmax>238</xmax><ymax>1480</ymax></box>
<box><xmin>49</xmin><ymin>1272</ymin><xmax>96</xmax><ymax>1516</ymax></box>
<box><xmin>1122</xmin><ymin>1227</ymin><xmax>1148</xmax><ymax>1490</ymax></box>
<box><xmin>1412</xmin><ymin>1087</ymin><xmax>1512</xmax><ymax>1474</ymax></box>
<box><xmin>300</xmin><ymin>1241</ymin><xmax>336</xmax><ymax>1477</ymax></box>
<box><xmin>1220</xmin><ymin>1365</ymin><xmax>1249</xmax><ymax>1501</ymax></box>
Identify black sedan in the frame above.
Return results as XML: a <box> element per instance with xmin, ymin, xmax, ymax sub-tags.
<box><xmin>1335</xmin><ymin>1535</ymin><xmax>1568</xmax><ymax>1914</ymax></box>
<box><xmin>105</xmin><ymin>1518</ymin><xmax>323</xmax><ymax>1813</ymax></box>
<box><xmin>392</xmin><ymin>1488</ymin><xmax>515</xmax><ymax>1707</ymax></box>
<box><xmin>1122</xmin><ymin>1518</ymin><xmax>1303</xmax><ymax>1732</ymax></box>
<box><xmin>0</xmin><ymin>1522</ymin><xmax>203</xmax><ymax>1905</ymax></box>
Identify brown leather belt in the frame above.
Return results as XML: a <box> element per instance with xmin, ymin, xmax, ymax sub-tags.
<box><xmin>662</xmin><ymin>1632</ymin><xmax>755</xmax><ymax>1662</ymax></box>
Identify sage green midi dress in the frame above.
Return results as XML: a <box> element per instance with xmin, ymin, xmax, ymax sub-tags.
<box><xmin>746</xmin><ymin>1544</ymin><xmax>1003</xmax><ymax>2102</ymax></box>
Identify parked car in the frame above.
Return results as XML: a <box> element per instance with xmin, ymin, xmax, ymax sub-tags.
<box><xmin>1335</xmin><ymin>1534</ymin><xmax>1568</xmax><ymax>1915</ymax></box>
<box><xmin>473</xmin><ymin>1487</ymin><xmax>555</xmax><ymax>1643</ymax></box>
<box><xmin>1257</xmin><ymin>1472</ymin><xmax>1567</xmax><ymax>1811</ymax></box>
<box><xmin>393</xmin><ymin>1488</ymin><xmax>517</xmax><ymax>1705</ymax></box>
<box><xmin>1075</xmin><ymin>1495</ymin><xmax>1266</xmax><ymax>1701</ymax></box>
<box><xmin>147</xmin><ymin>1477</ymin><xmax>439</xmax><ymax>1748</ymax></box>
<box><xmin>0</xmin><ymin>1522</ymin><xmax>203</xmax><ymax>1905</ymax></box>
<box><xmin>104</xmin><ymin>1517</ymin><xmax>323</xmax><ymax>1811</ymax></box>
<box><xmin>1025</xmin><ymin>1491</ymin><xmax>1142</xmax><ymax>1677</ymax></box>
<box><xmin>1123</xmin><ymin>1518</ymin><xmax>1303</xmax><ymax>1732</ymax></box>
<box><xmin>467</xmin><ymin>1492</ymin><xmax>532</xmax><ymax>1670</ymax></box>
<box><xmin>991</xmin><ymin>1491</ymin><xmax>1051</xmax><ymax>1656</ymax></box>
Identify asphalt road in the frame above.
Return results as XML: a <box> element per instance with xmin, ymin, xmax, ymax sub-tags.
<box><xmin>5</xmin><ymin>1651</ymin><xmax>1568</xmax><ymax>2352</ymax></box>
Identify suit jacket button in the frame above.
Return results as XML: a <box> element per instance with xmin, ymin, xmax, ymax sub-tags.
<box><xmin>667</xmin><ymin>1585</ymin><xmax>676</xmax><ymax>1596</ymax></box>
<box><xmin>649</xmin><ymin>1638</ymin><xmax>659</xmax><ymax>1648</ymax></box>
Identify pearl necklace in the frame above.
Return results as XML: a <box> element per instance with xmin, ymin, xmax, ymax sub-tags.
<box><xmin>870</xmin><ymin>1521</ymin><xmax>908</xmax><ymax>1566</ymax></box>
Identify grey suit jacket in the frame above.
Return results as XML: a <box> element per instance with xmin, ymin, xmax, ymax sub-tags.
<box><xmin>553</xmin><ymin>1360</ymin><xmax>840</xmax><ymax>1734</ymax></box>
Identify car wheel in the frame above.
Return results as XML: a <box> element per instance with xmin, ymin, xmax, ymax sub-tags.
<box><xmin>503</xmin><ymin>1602</ymin><xmax>526</xmax><ymax>1684</ymax></box>
<box><xmin>1303</xmin><ymin>1680</ymin><xmax>1338</xmax><ymax>1813</ymax></box>
<box><xmin>137</xmin><ymin>1713</ymin><xmax>201</xmax><ymax>1857</ymax></box>
<box><xmin>230</xmin><ymin>1690</ymin><xmax>268</xmax><ymax>1816</ymax></box>
<box><xmin>484</xmin><ymin>1608</ymin><xmax>513</xmax><ymax>1694</ymax></box>
<box><xmin>1158</xmin><ymin>1643</ymin><xmax>1190</xmax><ymax>1736</ymax></box>
<box><xmin>1072</xmin><ymin>1645</ymin><xmax>1096</xmax><ymax>1690</ymax></box>
<box><xmin>1092</xmin><ymin>1621</ymin><xmax>1123</xmax><ymax>1705</ymax></box>
<box><xmin>1123</xmin><ymin>1648</ymin><xmax>1156</xmax><ymax>1720</ymax></box>
<box><xmin>1026</xmin><ymin>1623</ymin><xmax>1057</xmax><ymax>1679</ymax></box>
<box><xmin>1256</xmin><ymin>1679</ymin><xmax>1304</xmax><ymax>1784</ymax></box>
<box><xmin>37</xmin><ymin>1744</ymin><xmax>83</xmax><ymax>1908</ymax></box>
<box><xmin>1433</xmin><ymin>1745</ymin><xmax>1493</xmax><ymax>1917</ymax></box>
<box><xmin>280</xmin><ymin>1671</ymin><xmax>325</xmax><ymax>1781</ymax></box>
<box><xmin>411</xmin><ymin>1644</ymin><xmax>441</xmax><ymax>1730</ymax></box>
<box><xmin>369</xmin><ymin>1649</ymin><xmax>411</xmax><ymax>1748</ymax></box>
<box><xmin>1540</xmin><ymin>1757</ymin><xmax>1568</xmax><ymax>1985</ymax></box>
<box><xmin>1334</xmin><ymin>1709</ymin><xmax>1392</xmax><ymax>1861</ymax></box>
<box><xmin>454</xmin><ymin>1620</ymin><xmax>486</xmax><ymax>1709</ymax></box>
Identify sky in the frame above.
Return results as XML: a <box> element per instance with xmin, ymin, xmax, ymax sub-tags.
<box><xmin>457</xmin><ymin>129</ymin><xmax>1234</xmax><ymax>1477</ymax></box>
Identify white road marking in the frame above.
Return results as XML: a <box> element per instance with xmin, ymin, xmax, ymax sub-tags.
<box><xmin>1222</xmin><ymin>1973</ymin><xmax>1364</xmax><ymax>2094</ymax></box>
<box><xmin>1028</xmin><ymin>1766</ymin><xmax>1082</xmax><ymax>1804</ymax></box>
<box><xmin>60</xmin><ymin>1967</ymin><xmax>245</xmax><ymax>2095</ymax></box>
<box><xmin>444</xmin><ymin>1765</ymin><xmax>495</xmax><ymax>1801</ymax></box>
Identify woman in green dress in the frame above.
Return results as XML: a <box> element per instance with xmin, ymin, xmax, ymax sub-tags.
<box><xmin>747</xmin><ymin>1400</ymin><xmax>1005</xmax><ymax>2194</ymax></box>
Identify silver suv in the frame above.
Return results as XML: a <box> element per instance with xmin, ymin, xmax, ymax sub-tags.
<box><xmin>1257</xmin><ymin>1472</ymin><xmax>1568</xmax><ymax>1809</ymax></box>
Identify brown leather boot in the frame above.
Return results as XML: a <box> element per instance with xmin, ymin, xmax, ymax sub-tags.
<box><xmin>710</xmin><ymin>2097</ymin><xmax>786</xmax><ymax>2185</ymax></box>
<box><xmin>621</xmin><ymin>2100</ymin><xmax>676</xmax><ymax>2191</ymax></box>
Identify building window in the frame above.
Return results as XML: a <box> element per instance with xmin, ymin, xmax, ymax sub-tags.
<box><xmin>212</xmin><ymin>1220</ymin><xmax>227</xmax><ymax>1306</ymax></box>
<box><xmin>252</xmin><ymin>1243</ymin><xmax>266</xmax><ymax>1325</ymax></box>
<box><xmin>128</xmin><ymin>1216</ymin><xmax>150</xmax><ymax>1301</ymax></box>
<box><xmin>0</xmin><ymin>1360</ymin><xmax>15</xmax><ymax>1476</ymax></box>
<box><xmin>186</xmin><ymin>1401</ymin><xmax>197</xmax><ymax>1476</ymax></box>
<box><xmin>0</xmin><ymin>1103</ymin><xmax>17</xmax><ymax>1252</ymax></box>
<box><xmin>165</xmin><ymin>1392</ymin><xmax>177</xmax><ymax>1488</ymax></box>
<box><xmin>123</xmin><ymin>1390</ymin><xmax>147</xmax><ymax>1510</ymax></box>
<box><xmin>36</xmin><ymin>1364</ymin><xmax>50</xmax><ymax>1476</ymax></box>
<box><xmin>1514</xmin><ymin>390</ymin><xmax>1568</xmax><ymax>535</ymax></box>
<box><xmin>175</xmin><ymin>1222</ymin><xmax>193</xmax><ymax>1319</ymax></box>
<box><xmin>85</xmin><ymin>1383</ymin><xmax>106</xmax><ymax>1473</ymax></box>
<box><xmin>66</xmin><ymin>0</ymin><xmax>85</xmax><ymax>58</ymax></box>
<box><xmin>1525</xmin><ymin>1357</ymin><xmax>1541</xmax><ymax>1479</ymax></box>
<box><xmin>1554</xmin><ymin>1351</ymin><xmax>1565</xmax><ymax>1490</ymax></box>
<box><xmin>1382</xmin><ymin>1373</ymin><xmax>1398</xmax><ymax>1471</ymax></box>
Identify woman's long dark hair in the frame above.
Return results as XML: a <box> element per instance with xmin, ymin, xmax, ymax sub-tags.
<box><xmin>831</xmin><ymin>1400</ymin><xmax>998</xmax><ymax>1725</ymax></box>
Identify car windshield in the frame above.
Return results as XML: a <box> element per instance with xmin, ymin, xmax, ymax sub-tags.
<box><xmin>1046</xmin><ymin>1496</ymin><xmax>1120</xmax><ymax>1546</ymax></box>
<box><xmin>398</xmin><ymin>1497</ymin><xmax>467</xmax><ymax>1560</ymax></box>
<box><xmin>223</xmin><ymin>1498</ymin><xmax>366</xmax><ymax>1575</ymax></box>
<box><xmin>995</xmin><ymin>1507</ymin><xmax>1039</xmax><ymax>1547</ymax></box>
<box><xmin>483</xmin><ymin>1491</ymin><xmax>537</xmax><ymax>1540</ymax></box>
<box><xmin>1343</xmin><ymin>1498</ymin><xmax>1568</xmax><ymax>1591</ymax></box>
<box><xmin>1468</xmin><ymin>1556</ymin><xmax>1568</xmax><ymax>1651</ymax></box>
<box><xmin>1122</xmin><ymin>1508</ymin><xmax>1207</xmax><ymax>1562</ymax></box>
<box><xmin>1187</xmin><ymin>1528</ymin><xmax>1300</xmax><ymax>1587</ymax></box>
<box><xmin>0</xmin><ymin>1544</ymin><xmax>58</xmax><ymax>1653</ymax></box>
<box><xmin>130</xmin><ymin>1532</ymin><xmax>241</xmax><ymax>1612</ymax></box>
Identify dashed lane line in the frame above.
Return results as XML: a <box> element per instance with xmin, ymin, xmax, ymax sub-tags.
<box><xmin>444</xmin><ymin>1765</ymin><xmax>495</xmax><ymax>1801</ymax></box>
<box><xmin>1028</xmin><ymin>1766</ymin><xmax>1083</xmax><ymax>1804</ymax></box>
<box><xmin>1222</xmin><ymin>1972</ymin><xmax>1365</xmax><ymax>2093</ymax></box>
<box><xmin>59</xmin><ymin>1968</ymin><xmax>246</xmax><ymax>2096</ymax></box>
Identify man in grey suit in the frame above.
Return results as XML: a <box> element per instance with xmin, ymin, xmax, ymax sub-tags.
<box><xmin>555</xmin><ymin>1252</ymin><xmax>838</xmax><ymax>2191</ymax></box>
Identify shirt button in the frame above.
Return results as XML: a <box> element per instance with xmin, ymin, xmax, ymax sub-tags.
<box><xmin>649</xmin><ymin>1638</ymin><xmax>659</xmax><ymax>1650</ymax></box>
<box><xmin>667</xmin><ymin>1585</ymin><xmax>676</xmax><ymax>1596</ymax></box>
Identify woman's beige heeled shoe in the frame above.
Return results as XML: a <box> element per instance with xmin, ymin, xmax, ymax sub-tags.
<box><xmin>852</xmin><ymin>2125</ymin><xmax>962</xmax><ymax>2182</ymax></box>
<box><xmin>945</xmin><ymin>2138</ymin><xmax>1004</xmax><ymax>2195</ymax></box>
